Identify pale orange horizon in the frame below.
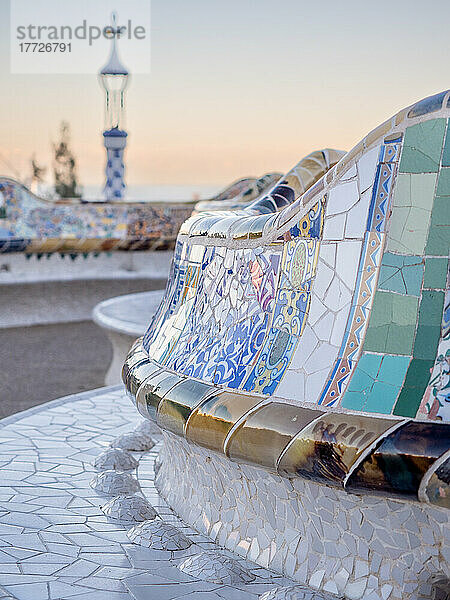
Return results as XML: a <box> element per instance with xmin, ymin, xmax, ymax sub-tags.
<box><xmin>0</xmin><ymin>0</ymin><xmax>449</xmax><ymax>188</ymax></box>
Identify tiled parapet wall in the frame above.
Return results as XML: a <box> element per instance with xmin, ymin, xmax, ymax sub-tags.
<box><xmin>124</xmin><ymin>90</ymin><xmax>450</xmax><ymax>506</ymax></box>
<box><xmin>156</xmin><ymin>431</ymin><xmax>449</xmax><ymax>600</ymax></box>
<box><xmin>0</xmin><ymin>179</ymin><xmax>192</xmax><ymax>254</ymax></box>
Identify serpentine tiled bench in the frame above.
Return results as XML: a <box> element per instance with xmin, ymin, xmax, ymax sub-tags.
<box><xmin>123</xmin><ymin>92</ymin><xmax>450</xmax><ymax>600</ymax></box>
<box><xmin>0</xmin><ymin>176</ymin><xmax>276</xmax><ymax>255</ymax></box>
<box><xmin>194</xmin><ymin>172</ymin><xmax>284</xmax><ymax>213</ymax></box>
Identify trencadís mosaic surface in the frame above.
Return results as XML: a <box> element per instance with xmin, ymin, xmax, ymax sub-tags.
<box><xmin>0</xmin><ymin>178</ymin><xmax>194</xmax><ymax>253</ymax></box>
<box><xmin>124</xmin><ymin>92</ymin><xmax>450</xmax><ymax>509</ymax></box>
<box><xmin>193</xmin><ymin>172</ymin><xmax>284</xmax><ymax>213</ymax></box>
<box><xmin>0</xmin><ymin>175</ymin><xmax>281</xmax><ymax>255</ymax></box>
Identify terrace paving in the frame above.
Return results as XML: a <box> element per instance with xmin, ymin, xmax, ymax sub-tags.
<box><xmin>0</xmin><ymin>386</ymin><xmax>332</xmax><ymax>600</ymax></box>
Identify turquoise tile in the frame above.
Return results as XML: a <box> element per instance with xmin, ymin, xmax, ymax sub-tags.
<box><xmin>399</xmin><ymin>119</ymin><xmax>446</xmax><ymax>173</ymax></box>
<box><xmin>364</xmin><ymin>381</ymin><xmax>400</xmax><ymax>414</ymax></box>
<box><xmin>341</xmin><ymin>391</ymin><xmax>366</xmax><ymax>411</ymax></box>
<box><xmin>379</xmin><ymin>252</ymin><xmax>404</xmax><ymax>268</ymax></box>
<box><xmin>378</xmin><ymin>263</ymin><xmax>406</xmax><ymax>294</ymax></box>
<box><xmin>442</xmin><ymin>121</ymin><xmax>450</xmax><ymax>167</ymax></box>
<box><xmin>358</xmin><ymin>355</ymin><xmax>411</xmax><ymax>415</ymax></box>
<box><xmin>341</xmin><ymin>353</ymin><xmax>383</xmax><ymax>411</ymax></box>
<box><xmin>356</xmin><ymin>353</ymin><xmax>383</xmax><ymax>377</ymax></box>
<box><xmin>378</xmin><ymin>253</ymin><xmax>423</xmax><ymax>296</ymax></box>
<box><xmin>345</xmin><ymin>353</ymin><xmax>381</xmax><ymax>393</ymax></box>
<box><xmin>378</xmin><ymin>355</ymin><xmax>411</xmax><ymax>387</ymax></box>
<box><xmin>402</xmin><ymin>258</ymin><xmax>424</xmax><ymax>297</ymax></box>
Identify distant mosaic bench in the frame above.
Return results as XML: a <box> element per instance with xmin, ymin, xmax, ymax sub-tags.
<box><xmin>123</xmin><ymin>95</ymin><xmax>450</xmax><ymax>599</ymax></box>
<box><xmin>0</xmin><ymin>173</ymin><xmax>280</xmax><ymax>255</ymax></box>
<box><xmin>93</xmin><ymin>290</ymin><xmax>164</xmax><ymax>385</ymax></box>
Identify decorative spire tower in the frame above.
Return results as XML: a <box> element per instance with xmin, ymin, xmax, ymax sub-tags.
<box><xmin>99</xmin><ymin>13</ymin><xmax>129</xmax><ymax>201</ymax></box>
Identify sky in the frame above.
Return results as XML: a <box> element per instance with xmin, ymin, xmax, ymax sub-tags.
<box><xmin>0</xmin><ymin>0</ymin><xmax>449</xmax><ymax>191</ymax></box>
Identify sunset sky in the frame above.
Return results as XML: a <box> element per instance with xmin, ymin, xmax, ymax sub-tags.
<box><xmin>0</xmin><ymin>0</ymin><xmax>449</xmax><ymax>190</ymax></box>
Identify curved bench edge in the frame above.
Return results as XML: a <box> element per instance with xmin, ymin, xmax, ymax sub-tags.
<box><xmin>123</xmin><ymin>338</ymin><xmax>450</xmax><ymax>508</ymax></box>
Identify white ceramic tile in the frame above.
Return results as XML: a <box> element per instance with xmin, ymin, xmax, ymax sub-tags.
<box><xmin>317</xmin><ymin>243</ymin><xmax>336</xmax><ymax>269</ymax></box>
<box><xmin>325</xmin><ymin>180</ymin><xmax>359</xmax><ymax>216</ymax></box>
<box><xmin>276</xmin><ymin>370</ymin><xmax>305</xmax><ymax>402</ymax></box>
<box><xmin>345</xmin><ymin>188</ymin><xmax>372</xmax><ymax>239</ymax></box>
<box><xmin>335</xmin><ymin>241</ymin><xmax>362</xmax><ymax>290</ymax></box>
<box><xmin>311</xmin><ymin>260</ymin><xmax>334</xmax><ymax>301</ymax></box>
<box><xmin>322</xmin><ymin>213</ymin><xmax>346</xmax><ymax>241</ymax></box>
<box><xmin>357</xmin><ymin>146</ymin><xmax>380</xmax><ymax>193</ymax></box>
<box><xmin>312</xmin><ymin>311</ymin><xmax>335</xmax><ymax>343</ymax></box>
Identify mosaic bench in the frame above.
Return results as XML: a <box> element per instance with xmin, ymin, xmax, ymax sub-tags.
<box><xmin>123</xmin><ymin>92</ymin><xmax>450</xmax><ymax>600</ymax></box>
<box><xmin>0</xmin><ymin>174</ymin><xmax>278</xmax><ymax>255</ymax></box>
<box><xmin>193</xmin><ymin>172</ymin><xmax>284</xmax><ymax>213</ymax></box>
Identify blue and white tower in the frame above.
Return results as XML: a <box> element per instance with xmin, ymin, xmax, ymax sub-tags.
<box><xmin>99</xmin><ymin>14</ymin><xmax>129</xmax><ymax>201</ymax></box>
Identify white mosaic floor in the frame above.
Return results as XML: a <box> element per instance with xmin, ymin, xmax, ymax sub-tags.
<box><xmin>0</xmin><ymin>385</ymin><xmax>303</xmax><ymax>600</ymax></box>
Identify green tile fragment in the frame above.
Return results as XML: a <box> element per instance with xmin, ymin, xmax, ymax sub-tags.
<box><xmin>393</xmin><ymin>359</ymin><xmax>435</xmax><ymax>417</ymax></box>
<box><xmin>399</xmin><ymin>119</ymin><xmax>446</xmax><ymax>173</ymax></box>
<box><xmin>424</xmin><ymin>224</ymin><xmax>450</xmax><ymax>256</ymax></box>
<box><xmin>423</xmin><ymin>257</ymin><xmax>448</xmax><ymax>289</ymax></box>
<box><xmin>436</xmin><ymin>168</ymin><xmax>450</xmax><ymax>197</ymax></box>
<box><xmin>430</xmin><ymin>196</ymin><xmax>450</xmax><ymax>225</ymax></box>
<box><xmin>419</xmin><ymin>289</ymin><xmax>446</xmax><ymax>321</ymax></box>
<box><xmin>386</xmin><ymin>173</ymin><xmax>436</xmax><ymax>255</ymax></box>
<box><xmin>363</xmin><ymin>291</ymin><xmax>419</xmax><ymax>355</ymax></box>
<box><xmin>442</xmin><ymin>122</ymin><xmax>450</xmax><ymax>167</ymax></box>
<box><xmin>413</xmin><ymin>290</ymin><xmax>445</xmax><ymax>360</ymax></box>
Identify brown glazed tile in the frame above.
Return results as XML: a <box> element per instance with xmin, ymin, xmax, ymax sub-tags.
<box><xmin>346</xmin><ymin>421</ymin><xmax>450</xmax><ymax>500</ymax></box>
<box><xmin>185</xmin><ymin>392</ymin><xmax>263</xmax><ymax>453</ymax></box>
<box><xmin>278</xmin><ymin>412</ymin><xmax>398</xmax><ymax>486</ymax></box>
<box><xmin>424</xmin><ymin>455</ymin><xmax>450</xmax><ymax>509</ymax></box>
<box><xmin>135</xmin><ymin>370</ymin><xmax>179</xmax><ymax>420</ymax></box>
<box><xmin>363</xmin><ymin>120</ymin><xmax>391</xmax><ymax>149</ymax></box>
<box><xmin>301</xmin><ymin>179</ymin><xmax>324</xmax><ymax>207</ymax></box>
<box><xmin>156</xmin><ymin>379</ymin><xmax>215</xmax><ymax>436</ymax></box>
<box><xmin>227</xmin><ymin>403</ymin><xmax>323</xmax><ymax>471</ymax></box>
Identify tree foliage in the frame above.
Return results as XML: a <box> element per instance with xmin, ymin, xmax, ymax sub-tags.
<box><xmin>53</xmin><ymin>122</ymin><xmax>81</xmax><ymax>199</ymax></box>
